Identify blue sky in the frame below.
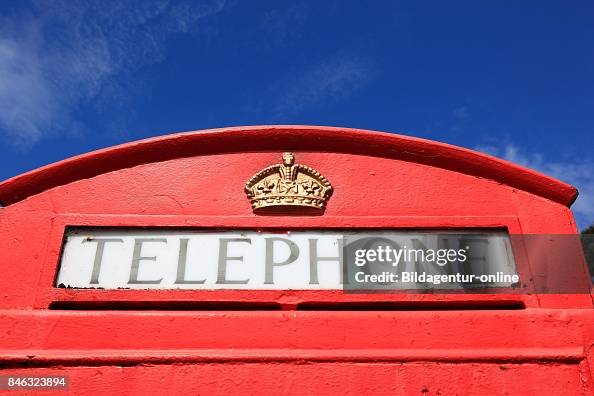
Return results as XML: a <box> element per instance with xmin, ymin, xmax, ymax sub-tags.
<box><xmin>0</xmin><ymin>1</ymin><xmax>592</xmax><ymax>228</ymax></box>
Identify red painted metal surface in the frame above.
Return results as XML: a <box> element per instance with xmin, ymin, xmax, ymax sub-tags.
<box><xmin>0</xmin><ymin>125</ymin><xmax>592</xmax><ymax>395</ymax></box>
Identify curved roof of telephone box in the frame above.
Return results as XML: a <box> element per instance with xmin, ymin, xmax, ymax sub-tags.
<box><xmin>0</xmin><ymin>125</ymin><xmax>579</xmax><ymax>207</ymax></box>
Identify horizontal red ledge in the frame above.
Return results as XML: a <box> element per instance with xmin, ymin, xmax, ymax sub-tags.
<box><xmin>0</xmin><ymin>348</ymin><xmax>584</xmax><ymax>366</ymax></box>
<box><xmin>0</xmin><ymin>310</ymin><xmax>587</xmax><ymax>351</ymax></box>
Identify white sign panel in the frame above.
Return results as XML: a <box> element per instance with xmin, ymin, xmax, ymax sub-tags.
<box><xmin>56</xmin><ymin>228</ymin><xmax>516</xmax><ymax>290</ymax></box>
<box><xmin>57</xmin><ymin>229</ymin><xmax>345</xmax><ymax>289</ymax></box>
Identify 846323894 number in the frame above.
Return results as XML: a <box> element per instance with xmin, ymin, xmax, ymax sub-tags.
<box><xmin>0</xmin><ymin>375</ymin><xmax>69</xmax><ymax>390</ymax></box>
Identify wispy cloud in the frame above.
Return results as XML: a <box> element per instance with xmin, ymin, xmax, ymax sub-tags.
<box><xmin>0</xmin><ymin>0</ymin><xmax>226</xmax><ymax>149</ymax></box>
<box><xmin>452</xmin><ymin>106</ymin><xmax>469</xmax><ymax>120</ymax></box>
<box><xmin>261</xmin><ymin>4</ymin><xmax>308</xmax><ymax>47</ymax></box>
<box><xmin>274</xmin><ymin>54</ymin><xmax>371</xmax><ymax>117</ymax></box>
<box><xmin>450</xmin><ymin>106</ymin><xmax>469</xmax><ymax>132</ymax></box>
<box><xmin>475</xmin><ymin>143</ymin><xmax>594</xmax><ymax>229</ymax></box>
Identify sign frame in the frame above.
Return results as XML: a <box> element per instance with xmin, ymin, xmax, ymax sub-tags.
<box><xmin>32</xmin><ymin>213</ymin><xmax>537</xmax><ymax>309</ymax></box>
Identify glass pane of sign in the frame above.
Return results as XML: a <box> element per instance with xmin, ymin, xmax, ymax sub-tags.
<box><xmin>56</xmin><ymin>228</ymin><xmax>518</xmax><ymax>290</ymax></box>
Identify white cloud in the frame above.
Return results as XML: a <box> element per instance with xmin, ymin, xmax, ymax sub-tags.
<box><xmin>450</xmin><ymin>106</ymin><xmax>470</xmax><ymax>132</ymax></box>
<box><xmin>261</xmin><ymin>4</ymin><xmax>309</xmax><ymax>47</ymax></box>
<box><xmin>275</xmin><ymin>55</ymin><xmax>371</xmax><ymax>116</ymax></box>
<box><xmin>0</xmin><ymin>0</ymin><xmax>226</xmax><ymax>149</ymax></box>
<box><xmin>475</xmin><ymin>143</ymin><xmax>594</xmax><ymax>229</ymax></box>
<box><xmin>452</xmin><ymin>106</ymin><xmax>469</xmax><ymax>120</ymax></box>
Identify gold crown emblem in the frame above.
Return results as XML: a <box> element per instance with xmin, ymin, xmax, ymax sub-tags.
<box><xmin>245</xmin><ymin>152</ymin><xmax>332</xmax><ymax>213</ymax></box>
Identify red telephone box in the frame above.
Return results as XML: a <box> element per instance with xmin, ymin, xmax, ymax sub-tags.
<box><xmin>0</xmin><ymin>125</ymin><xmax>593</xmax><ymax>395</ymax></box>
